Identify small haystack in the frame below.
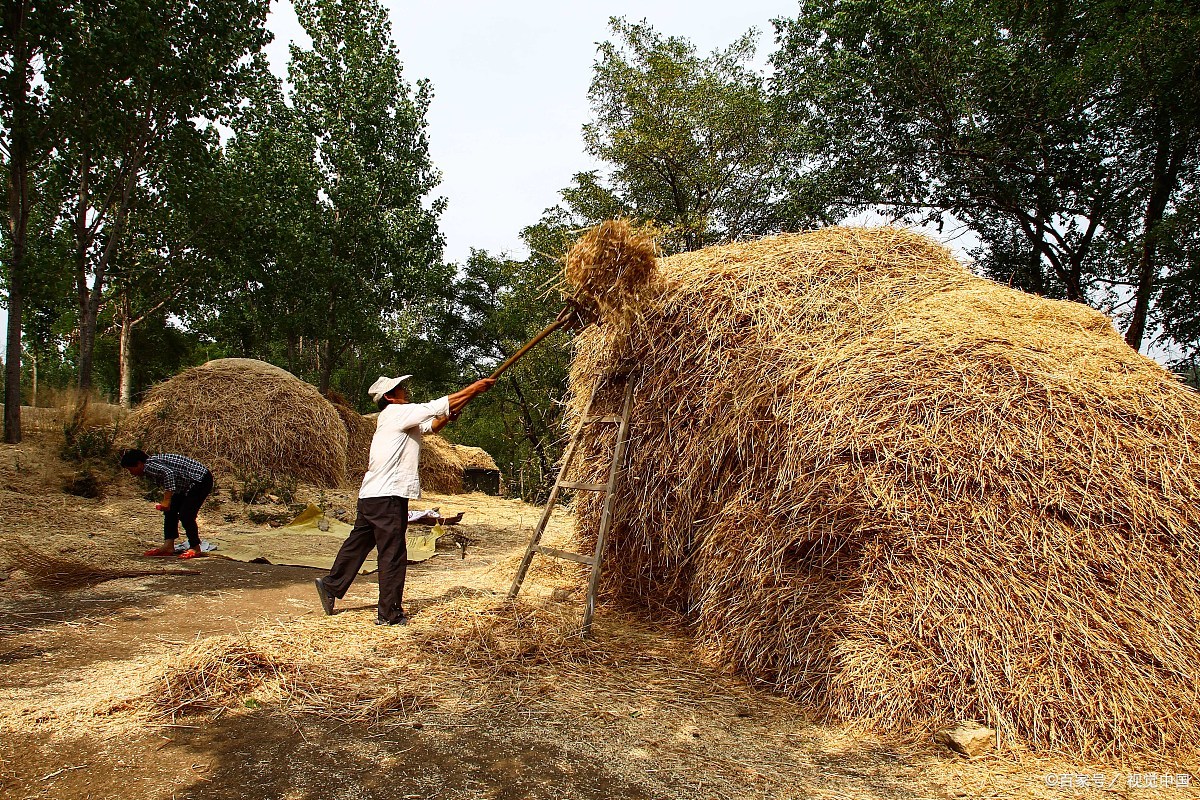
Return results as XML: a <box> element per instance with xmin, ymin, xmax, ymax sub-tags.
<box><xmin>420</xmin><ymin>434</ymin><xmax>500</xmax><ymax>494</ymax></box>
<box><xmin>346</xmin><ymin>413</ymin><xmax>500</xmax><ymax>495</ymax></box>
<box><xmin>565</xmin><ymin>224</ymin><xmax>1200</xmax><ymax>759</ymax></box>
<box><xmin>122</xmin><ymin>359</ymin><xmax>347</xmax><ymax>487</ymax></box>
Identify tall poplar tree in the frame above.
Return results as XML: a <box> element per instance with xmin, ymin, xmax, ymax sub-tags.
<box><xmin>287</xmin><ymin>0</ymin><xmax>446</xmax><ymax>392</ymax></box>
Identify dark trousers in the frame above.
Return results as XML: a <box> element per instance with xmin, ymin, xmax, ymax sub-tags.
<box><xmin>324</xmin><ymin>496</ymin><xmax>409</xmax><ymax>623</ymax></box>
<box><xmin>164</xmin><ymin>472</ymin><xmax>214</xmax><ymax>550</ymax></box>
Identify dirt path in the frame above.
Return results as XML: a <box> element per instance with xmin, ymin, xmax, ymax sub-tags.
<box><xmin>0</xmin><ymin>441</ymin><xmax>1195</xmax><ymax>799</ymax></box>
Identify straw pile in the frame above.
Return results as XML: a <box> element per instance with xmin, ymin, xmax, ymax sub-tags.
<box><xmin>328</xmin><ymin>397</ymin><xmax>376</xmax><ymax>481</ymax></box>
<box><xmin>345</xmin><ymin>413</ymin><xmax>498</xmax><ymax>494</ymax></box>
<box><xmin>565</xmin><ymin>224</ymin><xmax>1200</xmax><ymax>759</ymax></box>
<box><xmin>420</xmin><ymin>434</ymin><xmax>499</xmax><ymax>494</ymax></box>
<box><xmin>139</xmin><ymin>595</ymin><xmax>640</xmax><ymax>723</ymax></box>
<box><xmin>564</xmin><ymin>218</ymin><xmax>659</xmax><ymax>328</ymax></box>
<box><xmin>121</xmin><ymin>359</ymin><xmax>348</xmax><ymax>487</ymax></box>
<box><xmin>0</xmin><ymin>538</ymin><xmax>198</xmax><ymax>590</ymax></box>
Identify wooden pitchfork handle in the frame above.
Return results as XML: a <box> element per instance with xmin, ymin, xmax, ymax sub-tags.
<box><xmin>486</xmin><ymin>305</ymin><xmax>577</xmax><ymax>381</ymax></box>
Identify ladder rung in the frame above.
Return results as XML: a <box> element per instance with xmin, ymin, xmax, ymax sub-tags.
<box><xmin>535</xmin><ymin>545</ymin><xmax>595</xmax><ymax>565</ymax></box>
<box><xmin>558</xmin><ymin>481</ymin><xmax>608</xmax><ymax>492</ymax></box>
<box><xmin>584</xmin><ymin>415</ymin><xmax>621</xmax><ymax>424</ymax></box>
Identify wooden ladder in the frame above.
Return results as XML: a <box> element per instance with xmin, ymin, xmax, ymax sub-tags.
<box><xmin>508</xmin><ymin>376</ymin><xmax>637</xmax><ymax>636</ymax></box>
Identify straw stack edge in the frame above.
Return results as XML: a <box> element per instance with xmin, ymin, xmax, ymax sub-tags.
<box><xmin>566</xmin><ymin>224</ymin><xmax>1200</xmax><ymax>759</ymax></box>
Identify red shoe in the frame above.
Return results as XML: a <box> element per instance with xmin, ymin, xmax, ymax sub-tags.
<box><xmin>178</xmin><ymin>548</ymin><xmax>203</xmax><ymax>560</ymax></box>
<box><xmin>143</xmin><ymin>547</ymin><xmax>174</xmax><ymax>558</ymax></box>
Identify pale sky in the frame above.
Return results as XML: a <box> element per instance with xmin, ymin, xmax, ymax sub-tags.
<box><xmin>264</xmin><ymin>0</ymin><xmax>800</xmax><ymax>264</ymax></box>
<box><xmin>0</xmin><ymin>2</ymin><xmax>1177</xmax><ymax>364</ymax></box>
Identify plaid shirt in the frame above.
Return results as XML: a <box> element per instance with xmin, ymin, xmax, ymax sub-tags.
<box><xmin>143</xmin><ymin>453</ymin><xmax>210</xmax><ymax>494</ymax></box>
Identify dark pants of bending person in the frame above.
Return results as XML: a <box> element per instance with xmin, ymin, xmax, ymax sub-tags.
<box><xmin>165</xmin><ymin>472</ymin><xmax>214</xmax><ymax>550</ymax></box>
<box><xmin>322</xmin><ymin>496</ymin><xmax>409</xmax><ymax>623</ymax></box>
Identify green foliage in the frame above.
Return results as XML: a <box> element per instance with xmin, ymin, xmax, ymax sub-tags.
<box><xmin>228</xmin><ymin>472</ymin><xmax>296</xmax><ymax>506</ymax></box>
<box><xmin>193</xmin><ymin>0</ymin><xmax>451</xmax><ymax>397</ymax></box>
<box><xmin>246</xmin><ymin>508</ymin><xmax>293</xmax><ymax>526</ymax></box>
<box><xmin>444</xmin><ymin>218</ymin><xmax>577</xmax><ymax>501</ymax></box>
<box><xmin>60</xmin><ymin>420</ymin><xmax>117</xmax><ymax>463</ymax></box>
<box><xmin>770</xmin><ymin>0</ymin><xmax>1200</xmax><ymax>349</ymax></box>
<box><xmin>563</xmin><ymin>18</ymin><xmax>797</xmax><ymax>253</ymax></box>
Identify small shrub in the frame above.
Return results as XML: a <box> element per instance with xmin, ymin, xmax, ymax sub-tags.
<box><xmin>274</xmin><ymin>475</ymin><xmax>297</xmax><ymax>505</ymax></box>
<box><xmin>64</xmin><ymin>467</ymin><xmax>105</xmax><ymax>499</ymax></box>
<box><xmin>229</xmin><ymin>473</ymin><xmax>297</xmax><ymax>505</ymax></box>
<box><xmin>229</xmin><ymin>472</ymin><xmax>275</xmax><ymax>504</ymax></box>
<box><xmin>246</xmin><ymin>509</ymin><xmax>291</xmax><ymax>526</ymax></box>
<box><xmin>61</xmin><ymin>423</ymin><xmax>118</xmax><ymax>463</ymax></box>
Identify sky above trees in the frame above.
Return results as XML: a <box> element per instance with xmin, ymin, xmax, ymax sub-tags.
<box><xmin>264</xmin><ymin>0</ymin><xmax>799</xmax><ymax>265</ymax></box>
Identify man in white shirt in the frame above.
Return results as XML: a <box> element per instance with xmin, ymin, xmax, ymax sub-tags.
<box><xmin>315</xmin><ymin>374</ymin><xmax>495</xmax><ymax>625</ymax></box>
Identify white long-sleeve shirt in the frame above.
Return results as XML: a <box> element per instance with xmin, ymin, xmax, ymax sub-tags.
<box><xmin>358</xmin><ymin>396</ymin><xmax>451</xmax><ymax>499</ymax></box>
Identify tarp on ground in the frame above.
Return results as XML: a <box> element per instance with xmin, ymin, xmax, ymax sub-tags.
<box><xmin>207</xmin><ymin>504</ymin><xmax>439</xmax><ymax>572</ymax></box>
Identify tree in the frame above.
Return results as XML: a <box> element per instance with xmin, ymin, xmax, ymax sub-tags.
<box><xmin>105</xmin><ymin>123</ymin><xmax>230</xmax><ymax>406</ymax></box>
<box><xmin>447</xmin><ymin>220</ymin><xmax>575</xmax><ymax>500</ymax></box>
<box><xmin>0</xmin><ymin>0</ymin><xmax>68</xmax><ymax>441</ymax></box>
<box><xmin>1096</xmin><ymin>1</ymin><xmax>1200</xmax><ymax>349</ymax></box>
<box><xmin>567</xmin><ymin>18</ymin><xmax>797</xmax><ymax>253</ymax></box>
<box><xmin>771</xmin><ymin>0</ymin><xmax>1200</xmax><ymax>352</ymax></box>
<box><xmin>285</xmin><ymin>0</ymin><xmax>446</xmax><ymax>392</ymax></box>
<box><xmin>47</xmin><ymin>0</ymin><xmax>269</xmax><ymax>392</ymax></box>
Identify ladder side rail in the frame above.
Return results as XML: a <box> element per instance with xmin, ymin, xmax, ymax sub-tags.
<box><xmin>581</xmin><ymin>377</ymin><xmax>637</xmax><ymax>635</ymax></box>
<box><xmin>508</xmin><ymin>379</ymin><xmax>604</xmax><ymax>599</ymax></box>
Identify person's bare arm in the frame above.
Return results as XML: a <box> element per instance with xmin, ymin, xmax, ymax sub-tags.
<box><xmin>446</xmin><ymin>378</ymin><xmax>496</xmax><ymax>418</ymax></box>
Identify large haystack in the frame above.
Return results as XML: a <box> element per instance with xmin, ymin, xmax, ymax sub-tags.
<box><xmin>122</xmin><ymin>359</ymin><xmax>347</xmax><ymax>487</ymax></box>
<box><xmin>566</xmin><ymin>225</ymin><xmax>1200</xmax><ymax>759</ymax></box>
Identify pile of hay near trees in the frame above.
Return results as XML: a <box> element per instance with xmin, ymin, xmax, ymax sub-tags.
<box><xmin>565</xmin><ymin>222</ymin><xmax>1200</xmax><ymax>759</ymax></box>
<box><xmin>345</xmin><ymin>413</ymin><xmax>499</xmax><ymax>494</ymax></box>
<box><xmin>121</xmin><ymin>359</ymin><xmax>348</xmax><ymax>487</ymax></box>
<box><xmin>420</xmin><ymin>434</ymin><xmax>499</xmax><ymax>494</ymax></box>
<box><xmin>326</xmin><ymin>393</ymin><xmax>377</xmax><ymax>481</ymax></box>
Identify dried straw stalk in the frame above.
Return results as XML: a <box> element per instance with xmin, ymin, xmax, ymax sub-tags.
<box><xmin>121</xmin><ymin>358</ymin><xmax>348</xmax><ymax>487</ymax></box>
<box><xmin>137</xmin><ymin>595</ymin><xmax>680</xmax><ymax>724</ymax></box>
<box><xmin>565</xmin><ymin>224</ymin><xmax>1200</xmax><ymax>760</ymax></box>
<box><xmin>1</xmin><ymin>538</ymin><xmax>198</xmax><ymax>590</ymax></box>
<box><xmin>330</xmin><ymin>400</ymin><xmax>376</xmax><ymax>481</ymax></box>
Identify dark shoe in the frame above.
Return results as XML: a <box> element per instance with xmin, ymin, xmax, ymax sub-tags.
<box><xmin>314</xmin><ymin>579</ymin><xmax>335</xmax><ymax>616</ymax></box>
<box><xmin>375</xmin><ymin>613</ymin><xmax>409</xmax><ymax>626</ymax></box>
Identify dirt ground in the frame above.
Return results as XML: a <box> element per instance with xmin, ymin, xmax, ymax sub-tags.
<box><xmin>0</xmin><ymin>432</ymin><xmax>1196</xmax><ymax>800</ymax></box>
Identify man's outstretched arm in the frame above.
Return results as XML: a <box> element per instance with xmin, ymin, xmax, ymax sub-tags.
<box><xmin>431</xmin><ymin>378</ymin><xmax>495</xmax><ymax>433</ymax></box>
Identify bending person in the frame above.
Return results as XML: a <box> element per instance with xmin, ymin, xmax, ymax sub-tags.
<box><xmin>120</xmin><ymin>449</ymin><xmax>215</xmax><ymax>560</ymax></box>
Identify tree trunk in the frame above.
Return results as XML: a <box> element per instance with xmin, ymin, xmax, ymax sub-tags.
<box><xmin>1125</xmin><ymin>117</ymin><xmax>1190</xmax><ymax>352</ymax></box>
<box><xmin>73</xmin><ymin>139</ymin><xmax>145</xmax><ymax>392</ymax></box>
<box><xmin>318</xmin><ymin>338</ymin><xmax>334</xmax><ymax>393</ymax></box>
<box><xmin>118</xmin><ymin>302</ymin><xmax>134</xmax><ymax>408</ymax></box>
<box><xmin>77</xmin><ymin>295</ymin><xmax>100</xmax><ymax>393</ymax></box>
<box><xmin>4</xmin><ymin>275</ymin><xmax>22</xmax><ymax>443</ymax></box>
<box><xmin>286</xmin><ymin>331</ymin><xmax>297</xmax><ymax>373</ymax></box>
<box><xmin>510</xmin><ymin>377</ymin><xmax>553</xmax><ymax>501</ymax></box>
<box><xmin>3</xmin><ymin>0</ymin><xmax>34</xmax><ymax>444</ymax></box>
<box><xmin>30</xmin><ymin>350</ymin><xmax>36</xmax><ymax>407</ymax></box>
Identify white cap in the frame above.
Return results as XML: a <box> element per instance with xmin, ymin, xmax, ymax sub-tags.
<box><xmin>368</xmin><ymin>374</ymin><xmax>412</xmax><ymax>403</ymax></box>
